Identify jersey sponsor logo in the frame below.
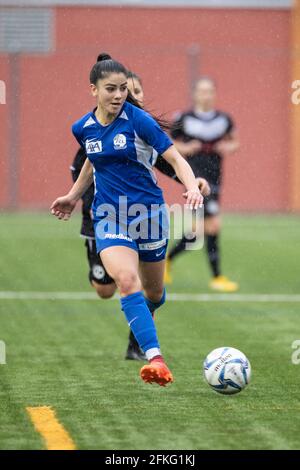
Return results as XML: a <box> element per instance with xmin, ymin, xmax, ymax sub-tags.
<box><xmin>113</xmin><ymin>133</ymin><xmax>127</xmax><ymax>150</ymax></box>
<box><xmin>85</xmin><ymin>138</ymin><xmax>103</xmax><ymax>154</ymax></box>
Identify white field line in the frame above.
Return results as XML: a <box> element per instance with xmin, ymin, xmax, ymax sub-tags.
<box><xmin>0</xmin><ymin>291</ymin><xmax>300</xmax><ymax>302</ymax></box>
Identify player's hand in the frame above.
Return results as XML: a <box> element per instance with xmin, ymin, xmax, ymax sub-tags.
<box><xmin>183</xmin><ymin>187</ymin><xmax>203</xmax><ymax>210</ymax></box>
<box><xmin>213</xmin><ymin>139</ymin><xmax>230</xmax><ymax>154</ymax></box>
<box><xmin>196</xmin><ymin>177</ymin><xmax>211</xmax><ymax>197</ymax></box>
<box><xmin>50</xmin><ymin>195</ymin><xmax>77</xmax><ymax>221</ymax></box>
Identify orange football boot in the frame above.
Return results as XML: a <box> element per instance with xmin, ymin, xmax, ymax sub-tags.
<box><xmin>140</xmin><ymin>358</ymin><xmax>173</xmax><ymax>387</ymax></box>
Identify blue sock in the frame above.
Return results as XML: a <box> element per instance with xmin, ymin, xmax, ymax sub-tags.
<box><xmin>144</xmin><ymin>288</ymin><xmax>166</xmax><ymax>313</ymax></box>
<box><xmin>121</xmin><ymin>291</ymin><xmax>160</xmax><ymax>358</ymax></box>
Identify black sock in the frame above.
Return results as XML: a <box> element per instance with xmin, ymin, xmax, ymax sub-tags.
<box><xmin>168</xmin><ymin>234</ymin><xmax>197</xmax><ymax>261</ymax></box>
<box><xmin>206</xmin><ymin>234</ymin><xmax>220</xmax><ymax>277</ymax></box>
<box><xmin>128</xmin><ymin>329</ymin><xmax>139</xmax><ymax>349</ymax></box>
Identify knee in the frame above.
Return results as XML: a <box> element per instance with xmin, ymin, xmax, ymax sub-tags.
<box><xmin>144</xmin><ymin>285</ymin><xmax>165</xmax><ymax>303</ymax></box>
<box><xmin>114</xmin><ymin>270</ymin><xmax>142</xmax><ymax>296</ymax></box>
<box><xmin>205</xmin><ymin>217</ymin><xmax>221</xmax><ymax>236</ymax></box>
<box><xmin>92</xmin><ymin>282</ymin><xmax>117</xmax><ymax>299</ymax></box>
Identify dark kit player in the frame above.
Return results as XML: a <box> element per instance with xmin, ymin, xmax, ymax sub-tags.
<box><xmin>165</xmin><ymin>77</ymin><xmax>239</xmax><ymax>292</ymax></box>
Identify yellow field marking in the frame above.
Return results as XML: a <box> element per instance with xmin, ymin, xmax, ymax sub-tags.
<box><xmin>26</xmin><ymin>406</ymin><xmax>76</xmax><ymax>450</ymax></box>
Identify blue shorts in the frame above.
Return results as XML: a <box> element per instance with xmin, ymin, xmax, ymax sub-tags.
<box><xmin>96</xmin><ymin>233</ymin><xmax>168</xmax><ymax>262</ymax></box>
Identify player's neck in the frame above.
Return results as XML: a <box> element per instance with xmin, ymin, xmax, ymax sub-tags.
<box><xmin>95</xmin><ymin>106</ymin><xmax>117</xmax><ymax>126</ymax></box>
<box><xmin>194</xmin><ymin>105</ymin><xmax>214</xmax><ymax>113</ymax></box>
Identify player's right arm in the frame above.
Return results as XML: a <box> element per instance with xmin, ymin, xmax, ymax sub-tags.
<box><xmin>50</xmin><ymin>158</ymin><xmax>94</xmax><ymax>220</ymax></box>
<box><xmin>71</xmin><ymin>148</ymin><xmax>94</xmax><ymax>213</ymax></box>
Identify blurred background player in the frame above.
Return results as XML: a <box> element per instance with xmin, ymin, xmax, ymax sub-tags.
<box><xmin>165</xmin><ymin>77</ymin><xmax>240</xmax><ymax>292</ymax></box>
<box><xmin>70</xmin><ymin>67</ymin><xmax>210</xmax><ymax>362</ymax></box>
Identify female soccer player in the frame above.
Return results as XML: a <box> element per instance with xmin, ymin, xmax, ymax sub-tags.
<box><xmin>165</xmin><ymin>77</ymin><xmax>240</xmax><ymax>291</ymax></box>
<box><xmin>51</xmin><ymin>53</ymin><xmax>202</xmax><ymax>386</ymax></box>
<box><xmin>69</xmin><ymin>71</ymin><xmax>146</xmax><ymax>362</ymax></box>
<box><xmin>70</xmin><ymin>67</ymin><xmax>210</xmax><ymax>363</ymax></box>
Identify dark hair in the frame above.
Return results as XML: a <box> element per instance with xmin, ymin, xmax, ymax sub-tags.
<box><xmin>92</xmin><ymin>52</ymin><xmax>170</xmax><ymax>130</ymax></box>
<box><xmin>90</xmin><ymin>53</ymin><xmax>128</xmax><ymax>85</ymax></box>
<box><xmin>127</xmin><ymin>70</ymin><xmax>142</xmax><ymax>85</ymax></box>
<box><xmin>91</xmin><ymin>52</ymin><xmax>143</xmax><ymax>111</ymax></box>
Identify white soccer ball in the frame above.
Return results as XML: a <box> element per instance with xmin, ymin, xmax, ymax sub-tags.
<box><xmin>203</xmin><ymin>347</ymin><xmax>251</xmax><ymax>394</ymax></box>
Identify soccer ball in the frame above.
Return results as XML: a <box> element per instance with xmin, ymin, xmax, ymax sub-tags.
<box><xmin>203</xmin><ymin>347</ymin><xmax>251</xmax><ymax>395</ymax></box>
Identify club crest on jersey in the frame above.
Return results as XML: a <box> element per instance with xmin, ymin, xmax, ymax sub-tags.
<box><xmin>113</xmin><ymin>133</ymin><xmax>127</xmax><ymax>150</ymax></box>
<box><xmin>85</xmin><ymin>138</ymin><xmax>103</xmax><ymax>154</ymax></box>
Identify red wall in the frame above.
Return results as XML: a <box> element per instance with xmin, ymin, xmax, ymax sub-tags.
<box><xmin>0</xmin><ymin>6</ymin><xmax>290</xmax><ymax>211</ymax></box>
<box><xmin>0</xmin><ymin>57</ymin><xmax>9</xmax><ymax>207</ymax></box>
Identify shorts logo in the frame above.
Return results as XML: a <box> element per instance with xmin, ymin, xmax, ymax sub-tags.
<box><xmin>85</xmin><ymin>138</ymin><xmax>102</xmax><ymax>154</ymax></box>
<box><xmin>155</xmin><ymin>249</ymin><xmax>165</xmax><ymax>257</ymax></box>
<box><xmin>104</xmin><ymin>233</ymin><xmax>133</xmax><ymax>242</ymax></box>
<box><xmin>113</xmin><ymin>134</ymin><xmax>127</xmax><ymax>150</ymax></box>
<box><xmin>92</xmin><ymin>265</ymin><xmax>105</xmax><ymax>280</ymax></box>
<box><xmin>138</xmin><ymin>239</ymin><xmax>167</xmax><ymax>251</ymax></box>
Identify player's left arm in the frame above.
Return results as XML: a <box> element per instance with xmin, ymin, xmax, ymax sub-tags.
<box><xmin>162</xmin><ymin>145</ymin><xmax>203</xmax><ymax>208</ymax></box>
<box><xmin>154</xmin><ymin>155</ymin><xmax>210</xmax><ymax>196</ymax></box>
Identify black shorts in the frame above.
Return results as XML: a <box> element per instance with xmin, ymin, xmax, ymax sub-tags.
<box><xmin>204</xmin><ymin>186</ymin><xmax>220</xmax><ymax>218</ymax></box>
<box><xmin>85</xmin><ymin>238</ymin><xmax>114</xmax><ymax>285</ymax></box>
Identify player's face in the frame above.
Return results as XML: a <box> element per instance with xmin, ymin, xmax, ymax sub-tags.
<box><xmin>193</xmin><ymin>80</ymin><xmax>216</xmax><ymax>110</ymax></box>
<box><xmin>127</xmin><ymin>77</ymin><xmax>144</xmax><ymax>106</ymax></box>
<box><xmin>91</xmin><ymin>73</ymin><xmax>128</xmax><ymax>115</ymax></box>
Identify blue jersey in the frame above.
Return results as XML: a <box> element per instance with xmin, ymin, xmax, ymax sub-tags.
<box><xmin>72</xmin><ymin>101</ymin><xmax>173</xmax><ymax>217</ymax></box>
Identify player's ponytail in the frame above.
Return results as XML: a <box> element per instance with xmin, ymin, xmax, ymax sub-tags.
<box><xmin>97</xmin><ymin>52</ymin><xmax>112</xmax><ymax>62</ymax></box>
<box><xmin>90</xmin><ymin>52</ymin><xmax>128</xmax><ymax>85</ymax></box>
